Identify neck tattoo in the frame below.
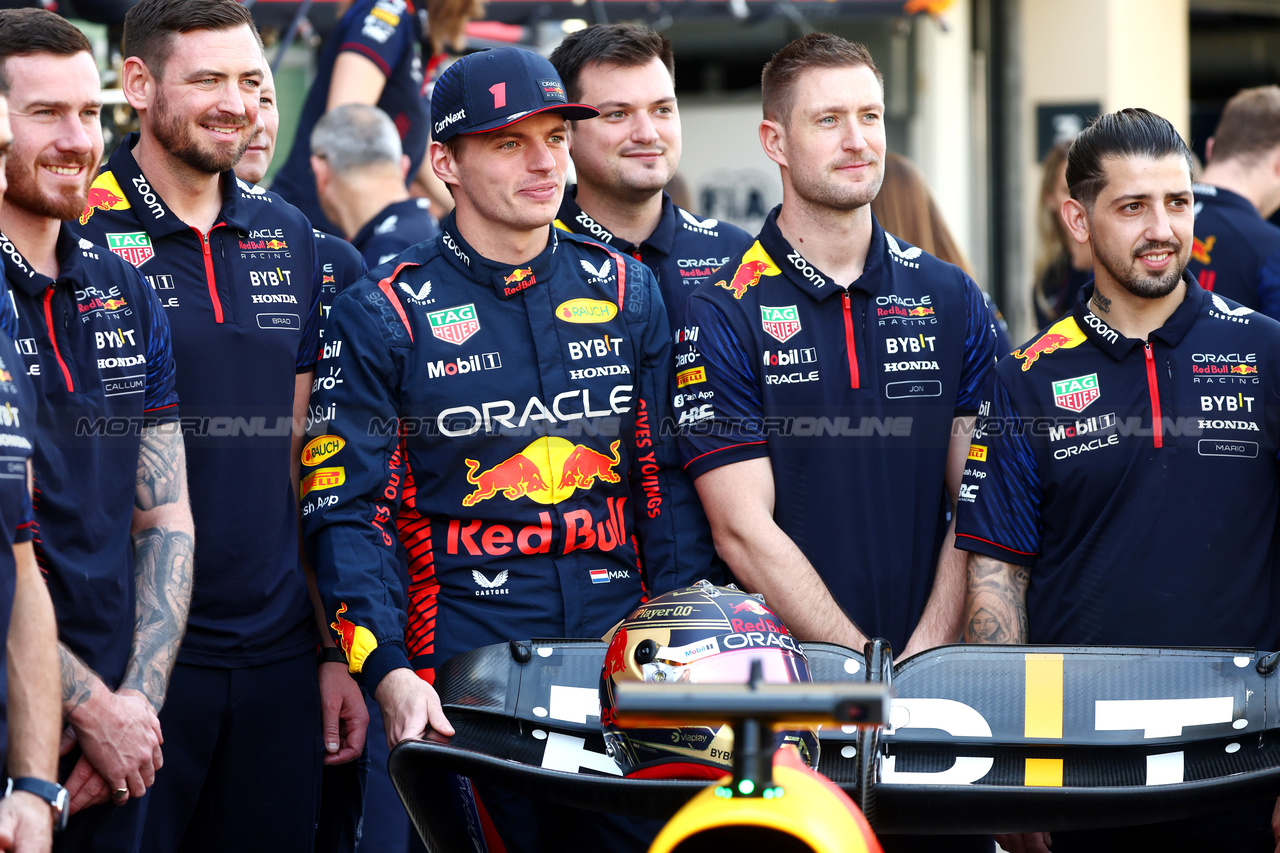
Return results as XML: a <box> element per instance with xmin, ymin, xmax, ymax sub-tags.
<box><xmin>1091</xmin><ymin>292</ymin><xmax>1112</xmax><ymax>314</ymax></box>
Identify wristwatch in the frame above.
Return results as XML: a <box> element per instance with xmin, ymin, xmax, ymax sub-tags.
<box><xmin>5</xmin><ymin>777</ymin><xmax>68</xmax><ymax>831</ymax></box>
<box><xmin>317</xmin><ymin>646</ymin><xmax>348</xmax><ymax>666</ymax></box>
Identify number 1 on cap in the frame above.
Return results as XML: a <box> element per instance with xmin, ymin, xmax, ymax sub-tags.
<box><xmin>490</xmin><ymin>82</ymin><xmax>507</xmax><ymax>109</ymax></box>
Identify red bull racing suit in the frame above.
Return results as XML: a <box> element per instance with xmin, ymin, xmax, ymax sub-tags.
<box><xmin>303</xmin><ymin>214</ymin><xmax>719</xmax><ymax>692</ymax></box>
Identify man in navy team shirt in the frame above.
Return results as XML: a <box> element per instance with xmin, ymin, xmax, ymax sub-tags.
<box><xmin>674</xmin><ymin>38</ymin><xmax>996</xmax><ymax>852</ymax></box>
<box><xmin>1187</xmin><ymin>85</ymin><xmax>1280</xmax><ymax>318</ymax></box>
<box><xmin>271</xmin><ymin>0</ymin><xmax>430</xmax><ymax>235</ymax></box>
<box><xmin>0</xmin><ymin>52</ymin><xmax>70</xmax><ymax>853</ymax></box>
<box><xmin>674</xmin><ymin>33</ymin><xmax>996</xmax><ymax>661</ymax></box>
<box><xmin>550</xmin><ymin>24</ymin><xmax>752</xmax><ymax>330</ymax></box>
<box><xmin>957</xmin><ymin>108</ymin><xmax>1280</xmax><ymax>853</ymax></box>
<box><xmin>75</xmin><ymin>1</ymin><xmax>364</xmax><ymax>850</ymax></box>
<box><xmin>232</xmin><ymin>68</ymin><xmax>368</xmax><ymax>332</ymax></box>
<box><xmin>0</xmin><ymin>10</ymin><xmax>192</xmax><ymax>851</ymax></box>
<box><xmin>309</xmin><ymin>103</ymin><xmax>440</xmax><ymax>269</ymax></box>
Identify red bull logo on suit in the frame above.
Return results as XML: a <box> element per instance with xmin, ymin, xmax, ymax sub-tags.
<box><xmin>462</xmin><ymin>437</ymin><xmax>622</xmax><ymax>506</ymax></box>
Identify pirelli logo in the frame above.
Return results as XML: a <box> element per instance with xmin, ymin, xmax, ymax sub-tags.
<box><xmin>676</xmin><ymin>367</ymin><xmax>706</xmax><ymax>388</ymax></box>
<box><xmin>302</xmin><ymin>466</ymin><xmax>345</xmax><ymax>496</ymax></box>
<box><xmin>967</xmin><ymin>444</ymin><xmax>987</xmax><ymax>462</ymax></box>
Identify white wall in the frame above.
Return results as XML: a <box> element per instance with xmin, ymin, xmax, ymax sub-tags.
<box><xmin>1015</xmin><ymin>0</ymin><xmax>1190</xmax><ymax>339</ymax></box>
<box><xmin>909</xmin><ymin>1</ymin><xmax>976</xmax><ymax>271</ymax></box>
<box><xmin>678</xmin><ymin>98</ymin><xmax>783</xmax><ymax>235</ymax></box>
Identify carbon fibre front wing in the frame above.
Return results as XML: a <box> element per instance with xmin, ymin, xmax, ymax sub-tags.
<box><xmin>388</xmin><ymin>639</ymin><xmax>1280</xmax><ymax>836</ymax></box>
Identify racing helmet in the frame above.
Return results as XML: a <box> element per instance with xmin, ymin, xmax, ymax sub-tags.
<box><xmin>647</xmin><ymin>745</ymin><xmax>883</xmax><ymax>853</ymax></box>
<box><xmin>600</xmin><ymin>582</ymin><xmax>819</xmax><ymax>779</ymax></box>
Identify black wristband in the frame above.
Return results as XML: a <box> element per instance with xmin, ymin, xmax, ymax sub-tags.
<box><xmin>6</xmin><ymin>777</ymin><xmax>68</xmax><ymax>831</ymax></box>
<box><xmin>318</xmin><ymin>646</ymin><xmax>348</xmax><ymax>666</ymax></box>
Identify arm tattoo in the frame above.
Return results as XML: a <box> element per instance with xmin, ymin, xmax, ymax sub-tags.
<box><xmin>123</xmin><ymin>425</ymin><xmax>194</xmax><ymax>711</ymax></box>
<box><xmin>135</xmin><ymin>425</ymin><xmax>182</xmax><ymax>510</ymax></box>
<box><xmin>963</xmin><ymin>555</ymin><xmax>1030</xmax><ymax>644</ymax></box>
<box><xmin>58</xmin><ymin>643</ymin><xmax>98</xmax><ymax>717</ymax></box>
<box><xmin>122</xmin><ymin>528</ymin><xmax>193</xmax><ymax>710</ymax></box>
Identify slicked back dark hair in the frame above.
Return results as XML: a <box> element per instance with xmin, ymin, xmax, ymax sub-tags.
<box><xmin>1066</xmin><ymin>107</ymin><xmax>1192</xmax><ymax>211</ymax></box>
<box><xmin>124</xmin><ymin>0</ymin><xmax>261</xmax><ymax>79</ymax></box>
<box><xmin>0</xmin><ymin>8</ymin><xmax>93</xmax><ymax>92</ymax></box>
<box><xmin>1208</xmin><ymin>86</ymin><xmax>1280</xmax><ymax>166</ymax></box>
<box><xmin>762</xmin><ymin>32</ymin><xmax>882</xmax><ymax>124</ymax></box>
<box><xmin>549</xmin><ymin>24</ymin><xmax>673</xmax><ymax>104</ymax></box>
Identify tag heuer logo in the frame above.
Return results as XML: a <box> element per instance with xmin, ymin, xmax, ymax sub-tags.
<box><xmin>426</xmin><ymin>303</ymin><xmax>480</xmax><ymax>345</ymax></box>
<box><xmin>1053</xmin><ymin>373</ymin><xmax>1100</xmax><ymax>413</ymax></box>
<box><xmin>761</xmin><ymin>305</ymin><xmax>801</xmax><ymax>343</ymax></box>
<box><xmin>106</xmin><ymin>232</ymin><xmax>154</xmax><ymax>267</ymax></box>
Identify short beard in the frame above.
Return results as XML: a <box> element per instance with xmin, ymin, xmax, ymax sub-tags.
<box><xmin>1096</xmin><ymin>238</ymin><xmax>1185</xmax><ymax>300</ymax></box>
<box><xmin>791</xmin><ymin>158</ymin><xmax>884</xmax><ymax>213</ymax></box>
<box><xmin>151</xmin><ymin>89</ymin><xmax>250</xmax><ymax>175</ymax></box>
<box><xmin>4</xmin><ymin>160</ymin><xmax>91</xmax><ymax>221</ymax></box>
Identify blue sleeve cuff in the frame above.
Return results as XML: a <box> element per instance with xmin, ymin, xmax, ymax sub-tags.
<box><xmin>953</xmin><ymin>531</ymin><xmax>1037</xmax><ymax>567</ymax></box>
<box><xmin>361</xmin><ymin>642</ymin><xmax>413</xmax><ymax>696</ymax></box>
<box><xmin>683</xmin><ymin>439</ymin><xmax>770</xmax><ymax>480</ymax></box>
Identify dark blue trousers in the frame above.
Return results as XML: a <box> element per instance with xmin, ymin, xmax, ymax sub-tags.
<box><xmin>139</xmin><ymin>652</ymin><xmax>323</xmax><ymax>853</ymax></box>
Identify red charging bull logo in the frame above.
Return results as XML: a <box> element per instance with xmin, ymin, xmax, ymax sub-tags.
<box><xmin>1013</xmin><ymin>318</ymin><xmax>1088</xmax><ymax>371</ymax></box>
<box><xmin>731</xmin><ymin>599</ymin><xmax>769</xmax><ymax>616</ymax></box>
<box><xmin>604</xmin><ymin>625</ymin><xmax>629</xmax><ymax>677</ymax></box>
<box><xmin>717</xmin><ymin>261</ymin><xmax>768</xmax><ymax>299</ymax></box>
<box><xmin>559</xmin><ymin>441</ymin><xmax>622</xmax><ymax>489</ymax></box>
<box><xmin>462</xmin><ymin>437</ymin><xmax>622</xmax><ymax>506</ymax></box>
<box><xmin>462</xmin><ymin>455</ymin><xmax>547</xmax><ymax>506</ymax></box>
<box><xmin>1231</xmin><ymin>364</ymin><xmax>1258</xmax><ymax>375</ymax></box>
<box><xmin>1192</xmin><ymin>235</ymin><xmax>1215</xmax><ymax>265</ymax></box>
<box><xmin>79</xmin><ymin>173</ymin><xmax>131</xmax><ymax>225</ymax></box>
<box><xmin>728</xmin><ymin>598</ymin><xmax>790</xmax><ymax>634</ymax></box>
<box><xmin>502</xmin><ymin>267</ymin><xmax>537</xmax><ymax>296</ymax></box>
<box><xmin>505</xmin><ymin>267</ymin><xmax>534</xmax><ymax>285</ymax></box>
<box><xmin>714</xmin><ymin>243</ymin><xmax>779</xmax><ymax>299</ymax></box>
<box><xmin>330</xmin><ymin>602</ymin><xmax>378</xmax><ymax>671</ymax></box>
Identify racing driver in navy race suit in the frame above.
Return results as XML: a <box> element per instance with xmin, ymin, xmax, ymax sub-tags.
<box><xmin>303</xmin><ymin>46</ymin><xmax>719</xmax><ymax>850</ymax></box>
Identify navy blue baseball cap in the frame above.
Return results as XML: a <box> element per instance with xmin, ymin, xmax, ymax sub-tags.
<box><xmin>431</xmin><ymin>47</ymin><xmax>600</xmax><ymax>142</ymax></box>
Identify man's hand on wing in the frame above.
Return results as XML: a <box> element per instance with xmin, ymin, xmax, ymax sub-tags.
<box><xmin>372</xmin><ymin>668</ymin><xmax>454</xmax><ymax>749</ymax></box>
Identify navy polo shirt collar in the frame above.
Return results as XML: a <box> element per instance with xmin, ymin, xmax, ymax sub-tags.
<box><xmin>557</xmin><ymin>187</ymin><xmax>677</xmax><ymax>257</ymax></box>
<box><xmin>1074</xmin><ymin>271</ymin><xmax>1204</xmax><ymax>360</ymax></box>
<box><xmin>108</xmin><ymin>133</ymin><xmax>250</xmax><ymax>237</ymax></box>
<box><xmin>438</xmin><ymin>212</ymin><xmax>559</xmax><ymax>299</ymax></box>
<box><xmin>1193</xmin><ymin>183</ymin><xmax>1258</xmax><ymax>219</ymax></box>
<box><xmin>754</xmin><ymin>205</ymin><xmax>887</xmax><ymax>302</ymax></box>
<box><xmin>1</xmin><ymin>224</ymin><xmax>85</xmax><ymax>298</ymax></box>
<box><xmin>352</xmin><ymin>198</ymin><xmax>410</xmax><ymax>250</ymax></box>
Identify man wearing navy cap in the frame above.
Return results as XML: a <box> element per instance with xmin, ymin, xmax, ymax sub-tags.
<box><xmin>305</xmin><ymin>45</ymin><xmax>716</xmax><ymax>850</ymax></box>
